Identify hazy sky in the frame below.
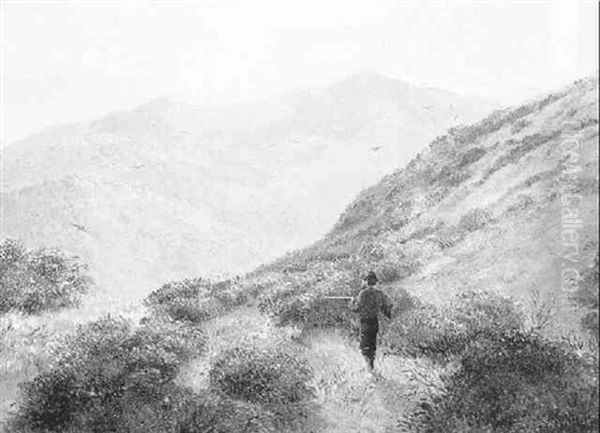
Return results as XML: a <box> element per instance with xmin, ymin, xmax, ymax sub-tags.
<box><xmin>1</xmin><ymin>0</ymin><xmax>598</xmax><ymax>144</ymax></box>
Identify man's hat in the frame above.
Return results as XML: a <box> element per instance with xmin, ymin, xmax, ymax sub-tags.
<box><xmin>365</xmin><ymin>270</ymin><xmax>378</xmax><ymax>284</ymax></box>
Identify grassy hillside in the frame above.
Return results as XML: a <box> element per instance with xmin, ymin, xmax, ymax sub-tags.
<box><xmin>254</xmin><ymin>74</ymin><xmax>598</xmax><ymax>337</ymax></box>
<box><xmin>1</xmin><ymin>76</ymin><xmax>597</xmax><ymax>432</ymax></box>
<box><xmin>0</xmin><ymin>72</ymin><xmax>494</xmax><ymax>302</ymax></box>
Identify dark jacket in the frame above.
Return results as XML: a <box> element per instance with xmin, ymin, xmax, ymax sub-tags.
<box><xmin>351</xmin><ymin>286</ymin><xmax>393</xmax><ymax>320</ymax></box>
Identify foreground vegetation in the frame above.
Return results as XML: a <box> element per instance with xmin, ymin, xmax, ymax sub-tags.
<box><xmin>6</xmin><ymin>272</ymin><xmax>597</xmax><ymax>433</ymax></box>
<box><xmin>392</xmin><ymin>293</ymin><xmax>598</xmax><ymax>432</ymax></box>
<box><xmin>6</xmin><ymin>311</ymin><xmax>318</xmax><ymax>433</ymax></box>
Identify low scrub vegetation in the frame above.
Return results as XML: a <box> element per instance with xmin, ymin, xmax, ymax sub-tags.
<box><xmin>257</xmin><ymin>265</ymin><xmax>359</xmax><ymax>331</ymax></box>
<box><xmin>384</xmin><ymin>291</ymin><xmax>521</xmax><ymax>360</ymax></box>
<box><xmin>457</xmin><ymin>208</ymin><xmax>492</xmax><ymax>233</ymax></box>
<box><xmin>7</xmin><ymin>313</ymin><xmax>318</xmax><ymax>433</ymax></box>
<box><xmin>7</xmin><ymin>316</ymin><xmax>205</xmax><ymax>433</ymax></box>
<box><xmin>395</xmin><ymin>291</ymin><xmax>599</xmax><ymax>433</ymax></box>
<box><xmin>571</xmin><ymin>254</ymin><xmax>599</xmax><ymax>339</ymax></box>
<box><xmin>449</xmin><ymin>90</ymin><xmax>563</xmax><ymax>147</ymax></box>
<box><xmin>0</xmin><ymin>239</ymin><xmax>91</xmax><ymax>315</ymax></box>
<box><xmin>484</xmin><ymin>131</ymin><xmax>562</xmax><ymax>179</ymax></box>
<box><xmin>424</xmin><ymin>331</ymin><xmax>598</xmax><ymax>433</ymax></box>
<box><xmin>505</xmin><ymin>193</ymin><xmax>534</xmax><ymax>214</ymax></box>
<box><xmin>144</xmin><ymin>277</ymin><xmax>249</xmax><ymax>324</ymax></box>
<box><xmin>209</xmin><ymin>346</ymin><xmax>317</xmax><ymax>431</ymax></box>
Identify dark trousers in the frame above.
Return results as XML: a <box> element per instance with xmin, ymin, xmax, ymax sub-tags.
<box><xmin>359</xmin><ymin>318</ymin><xmax>379</xmax><ymax>368</ymax></box>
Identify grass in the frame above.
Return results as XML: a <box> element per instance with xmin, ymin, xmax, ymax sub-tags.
<box><xmin>0</xmin><ymin>295</ymin><xmax>146</xmax><ymax>425</ymax></box>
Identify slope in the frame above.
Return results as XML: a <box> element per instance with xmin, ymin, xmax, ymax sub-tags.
<box><xmin>0</xmin><ymin>72</ymin><xmax>494</xmax><ymax>301</ymax></box>
<box><xmin>256</xmin><ymin>75</ymin><xmax>599</xmax><ymax>337</ymax></box>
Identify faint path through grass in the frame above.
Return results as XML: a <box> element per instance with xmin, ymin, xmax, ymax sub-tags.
<box><xmin>179</xmin><ymin>306</ymin><xmax>421</xmax><ymax>433</ymax></box>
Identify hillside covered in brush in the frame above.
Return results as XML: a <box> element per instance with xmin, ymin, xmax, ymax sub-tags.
<box><xmin>253</xmin><ymin>75</ymin><xmax>598</xmax><ymax>337</ymax></box>
<box><xmin>3</xmin><ymin>77</ymin><xmax>598</xmax><ymax>433</ymax></box>
<box><xmin>0</xmin><ymin>72</ymin><xmax>493</xmax><ymax>301</ymax></box>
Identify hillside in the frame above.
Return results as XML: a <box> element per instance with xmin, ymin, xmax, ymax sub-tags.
<box><xmin>255</xmin><ymin>75</ymin><xmax>599</xmax><ymax>336</ymax></box>
<box><xmin>0</xmin><ymin>72</ymin><xmax>494</xmax><ymax>301</ymax></box>
<box><xmin>1</xmin><ymin>77</ymin><xmax>597</xmax><ymax>432</ymax></box>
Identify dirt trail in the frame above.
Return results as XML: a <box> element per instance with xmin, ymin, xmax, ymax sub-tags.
<box><xmin>178</xmin><ymin>306</ymin><xmax>421</xmax><ymax>433</ymax></box>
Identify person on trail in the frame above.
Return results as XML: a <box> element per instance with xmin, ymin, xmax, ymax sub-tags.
<box><xmin>351</xmin><ymin>271</ymin><xmax>393</xmax><ymax>371</ymax></box>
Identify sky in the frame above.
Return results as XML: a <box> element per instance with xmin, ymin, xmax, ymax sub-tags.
<box><xmin>1</xmin><ymin>0</ymin><xmax>598</xmax><ymax>145</ymax></box>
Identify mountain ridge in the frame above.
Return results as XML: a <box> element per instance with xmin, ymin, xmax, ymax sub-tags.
<box><xmin>252</xmin><ymin>75</ymin><xmax>598</xmax><ymax>336</ymax></box>
<box><xmin>0</xmin><ymin>73</ymin><xmax>495</xmax><ymax>300</ymax></box>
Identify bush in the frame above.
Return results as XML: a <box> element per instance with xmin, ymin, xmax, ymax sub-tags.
<box><xmin>457</xmin><ymin>147</ymin><xmax>487</xmax><ymax>169</ymax></box>
<box><xmin>258</xmin><ymin>260</ymin><xmax>419</xmax><ymax>334</ymax></box>
<box><xmin>257</xmin><ymin>263</ymin><xmax>362</xmax><ymax>332</ymax></box>
<box><xmin>457</xmin><ymin>208</ymin><xmax>492</xmax><ymax>233</ymax></box>
<box><xmin>383</xmin><ymin>259</ymin><xmax>420</xmax><ymax>282</ymax></box>
<box><xmin>259</xmin><ymin>289</ymin><xmax>357</xmax><ymax>332</ymax></box>
<box><xmin>376</xmin><ymin>261</ymin><xmax>403</xmax><ymax>284</ymax></box>
<box><xmin>505</xmin><ymin>194</ymin><xmax>534</xmax><ymax>214</ymax></box>
<box><xmin>430</xmin><ymin>227</ymin><xmax>465</xmax><ymax>249</ymax></box>
<box><xmin>452</xmin><ymin>291</ymin><xmax>522</xmax><ymax>333</ymax></box>
<box><xmin>7</xmin><ymin>316</ymin><xmax>205</xmax><ymax>433</ymax></box>
<box><xmin>0</xmin><ymin>239</ymin><xmax>91</xmax><ymax>314</ymax></box>
<box><xmin>485</xmin><ymin>131</ymin><xmax>562</xmax><ymax>179</ymax></box>
<box><xmin>209</xmin><ymin>346</ymin><xmax>316</xmax><ymax>431</ymax></box>
<box><xmin>384</xmin><ymin>291</ymin><xmax>522</xmax><ymax>361</ymax></box>
<box><xmin>144</xmin><ymin>278</ymin><xmax>246</xmax><ymax>324</ymax></box>
<box><xmin>175</xmin><ymin>390</ymin><xmax>278</xmax><ymax>433</ymax></box>
<box><xmin>406</xmin><ymin>220</ymin><xmax>445</xmax><ymax>242</ymax></box>
<box><xmin>571</xmin><ymin>254</ymin><xmax>599</xmax><ymax>339</ymax></box>
<box><xmin>384</xmin><ymin>303</ymin><xmax>467</xmax><ymax>360</ymax></box>
<box><xmin>510</xmin><ymin>118</ymin><xmax>531</xmax><ymax>134</ymax></box>
<box><xmin>424</xmin><ymin>331</ymin><xmax>598</xmax><ymax>433</ymax></box>
<box><xmin>392</xmin><ymin>291</ymin><xmax>598</xmax><ymax>433</ymax></box>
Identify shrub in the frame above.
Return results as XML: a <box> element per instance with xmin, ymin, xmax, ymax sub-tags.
<box><xmin>389</xmin><ymin>286</ymin><xmax>418</xmax><ymax>316</ymax></box>
<box><xmin>510</xmin><ymin>118</ymin><xmax>531</xmax><ymax>134</ymax></box>
<box><xmin>449</xmin><ymin>106</ymin><xmax>532</xmax><ymax>146</ymax></box>
<box><xmin>527</xmin><ymin>289</ymin><xmax>558</xmax><ymax>332</ymax></box>
<box><xmin>430</xmin><ymin>227</ymin><xmax>465</xmax><ymax>249</ymax></box>
<box><xmin>377</xmin><ymin>261</ymin><xmax>403</xmax><ymax>284</ymax></box>
<box><xmin>144</xmin><ymin>278</ymin><xmax>246</xmax><ymax>324</ymax></box>
<box><xmin>424</xmin><ymin>331</ymin><xmax>598</xmax><ymax>433</ymax></box>
<box><xmin>144</xmin><ymin>278</ymin><xmax>206</xmax><ymax>306</ymax></box>
<box><xmin>457</xmin><ymin>147</ymin><xmax>487</xmax><ymax>169</ymax></box>
<box><xmin>457</xmin><ymin>208</ymin><xmax>492</xmax><ymax>233</ymax></box>
<box><xmin>0</xmin><ymin>239</ymin><xmax>91</xmax><ymax>314</ymax></box>
<box><xmin>384</xmin><ymin>303</ymin><xmax>467</xmax><ymax>360</ymax></box>
<box><xmin>522</xmin><ymin>168</ymin><xmax>558</xmax><ymax>188</ymax></box>
<box><xmin>571</xmin><ymin>254</ymin><xmax>599</xmax><ymax>339</ymax></box>
<box><xmin>406</xmin><ymin>220</ymin><xmax>445</xmax><ymax>242</ymax></box>
<box><xmin>144</xmin><ymin>278</ymin><xmax>206</xmax><ymax>323</ymax></box>
<box><xmin>505</xmin><ymin>194</ymin><xmax>534</xmax><ymax>214</ymax></box>
<box><xmin>392</xmin><ymin>291</ymin><xmax>598</xmax><ymax>433</ymax></box>
<box><xmin>175</xmin><ymin>390</ymin><xmax>278</xmax><ymax>433</ymax></box>
<box><xmin>209</xmin><ymin>346</ymin><xmax>316</xmax><ymax>431</ymax></box>
<box><xmin>383</xmin><ymin>291</ymin><xmax>522</xmax><ymax>361</ymax></box>
<box><xmin>485</xmin><ymin>131</ymin><xmax>562</xmax><ymax>179</ymax></box>
<box><xmin>451</xmin><ymin>291</ymin><xmax>522</xmax><ymax>334</ymax></box>
<box><xmin>259</xmin><ymin>289</ymin><xmax>357</xmax><ymax>332</ymax></box>
<box><xmin>257</xmin><ymin>264</ymin><xmax>360</xmax><ymax>331</ymax></box>
<box><xmin>7</xmin><ymin>316</ymin><xmax>205</xmax><ymax>433</ymax></box>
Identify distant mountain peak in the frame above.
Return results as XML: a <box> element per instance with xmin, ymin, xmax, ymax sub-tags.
<box><xmin>135</xmin><ymin>94</ymin><xmax>197</xmax><ymax>112</ymax></box>
<box><xmin>1</xmin><ymin>74</ymin><xmax>496</xmax><ymax>299</ymax></box>
<box><xmin>328</xmin><ymin>70</ymin><xmax>410</xmax><ymax>94</ymax></box>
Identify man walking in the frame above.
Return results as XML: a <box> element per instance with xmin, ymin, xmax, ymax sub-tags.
<box><xmin>351</xmin><ymin>271</ymin><xmax>393</xmax><ymax>371</ymax></box>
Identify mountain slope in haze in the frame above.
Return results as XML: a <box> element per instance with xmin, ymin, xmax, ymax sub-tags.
<box><xmin>0</xmin><ymin>72</ymin><xmax>494</xmax><ymax>300</ymax></box>
<box><xmin>257</xmin><ymin>75</ymin><xmax>598</xmax><ymax>336</ymax></box>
